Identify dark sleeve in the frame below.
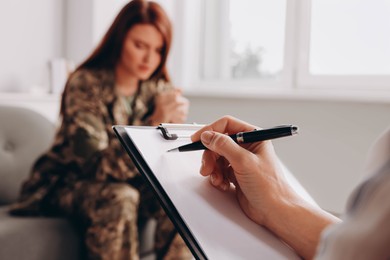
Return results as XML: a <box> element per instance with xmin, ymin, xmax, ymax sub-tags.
<box><xmin>63</xmin><ymin>70</ymin><xmax>109</xmax><ymax>159</ymax></box>
<box><xmin>63</xmin><ymin>70</ymin><xmax>137</xmax><ymax>181</ymax></box>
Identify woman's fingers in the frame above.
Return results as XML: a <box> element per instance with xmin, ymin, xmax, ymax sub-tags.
<box><xmin>191</xmin><ymin>116</ymin><xmax>257</xmax><ymax>142</ymax></box>
<box><xmin>154</xmin><ymin>90</ymin><xmax>189</xmax><ymax>123</ymax></box>
<box><xmin>200</xmin><ymin>150</ymin><xmax>218</xmax><ymax>176</ymax></box>
<box><xmin>201</xmin><ymin>150</ymin><xmax>230</xmax><ymax>190</ymax></box>
<box><xmin>201</xmin><ymin>148</ymin><xmax>238</xmax><ymax>191</ymax></box>
<box><xmin>214</xmin><ymin>156</ymin><xmax>231</xmax><ymax>191</ymax></box>
<box><xmin>200</xmin><ymin>131</ymin><xmax>252</xmax><ymax>172</ymax></box>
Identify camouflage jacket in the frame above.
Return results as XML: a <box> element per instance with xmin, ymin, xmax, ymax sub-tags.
<box><xmin>10</xmin><ymin>68</ymin><xmax>173</xmax><ymax>215</ymax></box>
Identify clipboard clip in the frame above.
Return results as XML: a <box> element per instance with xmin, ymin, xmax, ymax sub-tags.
<box><xmin>157</xmin><ymin>123</ymin><xmax>204</xmax><ymax>140</ymax></box>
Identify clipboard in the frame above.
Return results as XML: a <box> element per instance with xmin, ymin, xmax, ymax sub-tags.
<box><xmin>113</xmin><ymin>124</ymin><xmax>316</xmax><ymax>260</ymax></box>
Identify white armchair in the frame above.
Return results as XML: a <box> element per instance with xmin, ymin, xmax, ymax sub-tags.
<box><xmin>0</xmin><ymin>105</ymin><xmax>81</xmax><ymax>260</ymax></box>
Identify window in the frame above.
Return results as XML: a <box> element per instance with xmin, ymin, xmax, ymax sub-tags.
<box><xmin>297</xmin><ymin>0</ymin><xmax>390</xmax><ymax>90</ymax></box>
<box><xmin>171</xmin><ymin>0</ymin><xmax>390</xmax><ymax>94</ymax></box>
<box><xmin>201</xmin><ymin>0</ymin><xmax>286</xmax><ymax>81</ymax></box>
<box><xmin>309</xmin><ymin>0</ymin><xmax>390</xmax><ymax>75</ymax></box>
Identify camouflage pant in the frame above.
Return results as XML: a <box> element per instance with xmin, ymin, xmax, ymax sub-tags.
<box><xmin>47</xmin><ymin>180</ymin><xmax>192</xmax><ymax>260</ymax></box>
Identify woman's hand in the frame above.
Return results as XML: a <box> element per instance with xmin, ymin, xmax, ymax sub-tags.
<box><xmin>191</xmin><ymin>116</ymin><xmax>340</xmax><ymax>259</ymax></box>
<box><xmin>151</xmin><ymin>89</ymin><xmax>189</xmax><ymax>124</ymax></box>
<box><xmin>191</xmin><ymin>116</ymin><xmax>298</xmax><ymax>225</ymax></box>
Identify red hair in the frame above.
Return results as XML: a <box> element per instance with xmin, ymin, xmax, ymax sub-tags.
<box><xmin>60</xmin><ymin>0</ymin><xmax>172</xmax><ymax>115</ymax></box>
<box><xmin>78</xmin><ymin>0</ymin><xmax>172</xmax><ymax>81</ymax></box>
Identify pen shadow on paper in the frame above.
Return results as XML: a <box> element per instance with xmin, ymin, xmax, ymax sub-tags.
<box><xmin>182</xmin><ymin>177</ymin><xmax>292</xmax><ymax>254</ymax></box>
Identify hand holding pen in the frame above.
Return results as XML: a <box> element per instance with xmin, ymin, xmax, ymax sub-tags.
<box><xmin>168</xmin><ymin>123</ymin><xmax>298</xmax><ymax>152</ymax></box>
<box><xmin>187</xmin><ymin>116</ymin><xmax>303</xmax><ymax>228</ymax></box>
<box><xmin>191</xmin><ymin>116</ymin><xmax>335</xmax><ymax>260</ymax></box>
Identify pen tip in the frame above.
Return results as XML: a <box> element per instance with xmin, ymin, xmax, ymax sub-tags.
<box><xmin>292</xmin><ymin>125</ymin><xmax>299</xmax><ymax>135</ymax></box>
<box><xmin>167</xmin><ymin>148</ymin><xmax>179</xmax><ymax>153</ymax></box>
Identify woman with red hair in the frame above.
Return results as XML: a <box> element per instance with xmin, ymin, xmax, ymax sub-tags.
<box><xmin>10</xmin><ymin>1</ymin><xmax>191</xmax><ymax>259</ymax></box>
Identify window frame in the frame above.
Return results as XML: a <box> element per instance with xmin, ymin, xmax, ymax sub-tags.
<box><xmin>191</xmin><ymin>0</ymin><xmax>296</xmax><ymax>91</ymax></box>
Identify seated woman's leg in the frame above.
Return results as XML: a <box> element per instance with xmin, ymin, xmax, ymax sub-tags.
<box><xmin>155</xmin><ymin>214</ymin><xmax>193</xmax><ymax>260</ymax></box>
<box><xmin>135</xmin><ymin>179</ymin><xmax>192</xmax><ymax>259</ymax></box>
<box><xmin>48</xmin><ymin>181</ymin><xmax>141</xmax><ymax>260</ymax></box>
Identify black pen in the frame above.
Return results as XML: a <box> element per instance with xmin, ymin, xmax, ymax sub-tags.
<box><xmin>167</xmin><ymin>125</ymin><xmax>298</xmax><ymax>152</ymax></box>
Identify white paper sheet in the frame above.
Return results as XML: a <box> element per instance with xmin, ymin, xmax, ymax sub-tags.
<box><xmin>123</xmin><ymin>127</ymin><xmax>315</xmax><ymax>259</ymax></box>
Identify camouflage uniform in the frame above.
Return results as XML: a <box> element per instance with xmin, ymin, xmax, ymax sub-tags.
<box><xmin>9</xmin><ymin>69</ymin><xmax>191</xmax><ymax>260</ymax></box>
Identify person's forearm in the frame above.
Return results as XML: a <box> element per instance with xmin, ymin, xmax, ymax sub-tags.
<box><xmin>264</xmin><ymin>197</ymin><xmax>340</xmax><ymax>259</ymax></box>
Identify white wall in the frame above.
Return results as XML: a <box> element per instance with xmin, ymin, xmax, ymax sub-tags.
<box><xmin>0</xmin><ymin>0</ymin><xmax>132</xmax><ymax>93</ymax></box>
<box><xmin>65</xmin><ymin>0</ymin><xmax>130</xmax><ymax>65</ymax></box>
<box><xmin>0</xmin><ymin>0</ymin><xmax>64</xmax><ymax>93</ymax></box>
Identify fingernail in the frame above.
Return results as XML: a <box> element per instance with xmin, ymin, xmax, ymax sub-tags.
<box><xmin>210</xmin><ymin>173</ymin><xmax>216</xmax><ymax>185</ymax></box>
<box><xmin>201</xmin><ymin>131</ymin><xmax>214</xmax><ymax>145</ymax></box>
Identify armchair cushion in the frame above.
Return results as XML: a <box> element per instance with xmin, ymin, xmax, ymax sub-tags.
<box><xmin>0</xmin><ymin>105</ymin><xmax>55</xmax><ymax>205</ymax></box>
<box><xmin>0</xmin><ymin>206</ymin><xmax>81</xmax><ymax>260</ymax></box>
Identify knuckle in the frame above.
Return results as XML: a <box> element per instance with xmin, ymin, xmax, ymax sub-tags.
<box><xmin>220</xmin><ymin>115</ymin><xmax>232</xmax><ymax>123</ymax></box>
<box><xmin>223</xmin><ymin>115</ymin><xmax>235</xmax><ymax>122</ymax></box>
<box><xmin>211</xmin><ymin>134</ymin><xmax>229</xmax><ymax>148</ymax></box>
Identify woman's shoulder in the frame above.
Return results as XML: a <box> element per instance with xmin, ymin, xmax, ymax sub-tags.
<box><xmin>68</xmin><ymin>68</ymin><xmax>114</xmax><ymax>86</ymax></box>
<box><xmin>61</xmin><ymin>68</ymin><xmax>116</xmax><ymax>120</ymax></box>
<box><xmin>65</xmin><ymin>68</ymin><xmax>115</xmax><ymax>96</ymax></box>
<box><xmin>68</xmin><ymin>68</ymin><xmax>114</xmax><ymax>85</ymax></box>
